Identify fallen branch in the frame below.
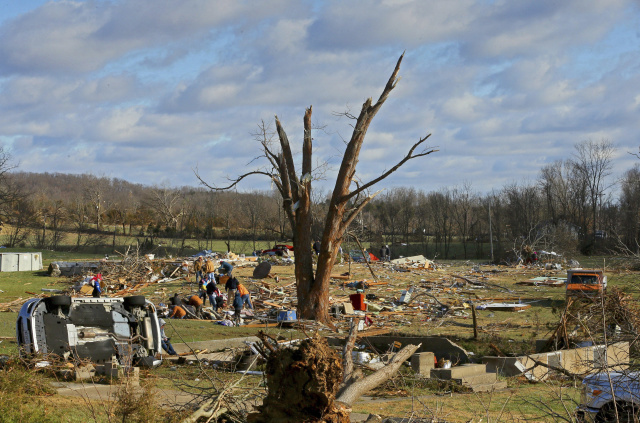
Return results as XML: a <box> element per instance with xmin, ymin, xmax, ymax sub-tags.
<box><xmin>336</xmin><ymin>342</ymin><xmax>421</xmax><ymax>407</ymax></box>
<box><xmin>342</xmin><ymin>318</ymin><xmax>360</xmax><ymax>385</ymax></box>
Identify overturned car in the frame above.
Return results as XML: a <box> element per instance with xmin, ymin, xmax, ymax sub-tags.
<box><xmin>16</xmin><ymin>295</ymin><xmax>162</xmax><ymax>368</ymax></box>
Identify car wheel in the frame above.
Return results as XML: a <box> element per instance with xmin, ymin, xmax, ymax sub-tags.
<box><xmin>597</xmin><ymin>402</ymin><xmax>640</xmax><ymax>423</ymax></box>
<box><xmin>48</xmin><ymin>296</ymin><xmax>72</xmax><ymax>307</ymax></box>
<box><xmin>123</xmin><ymin>296</ymin><xmax>146</xmax><ymax>307</ymax></box>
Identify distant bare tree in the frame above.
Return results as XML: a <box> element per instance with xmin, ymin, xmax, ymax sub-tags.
<box><xmin>451</xmin><ymin>182</ymin><xmax>476</xmax><ymax>259</ymax></box>
<box><xmin>145</xmin><ymin>185</ymin><xmax>184</xmax><ymax>232</ymax></box>
<box><xmin>619</xmin><ymin>165</ymin><xmax>640</xmax><ymax>252</ymax></box>
<box><xmin>69</xmin><ymin>196</ymin><xmax>90</xmax><ymax>248</ymax></box>
<box><xmin>428</xmin><ymin>189</ymin><xmax>453</xmax><ymax>258</ymax></box>
<box><xmin>0</xmin><ymin>146</ymin><xmax>21</xmax><ymax>232</ymax></box>
<box><xmin>572</xmin><ymin>139</ymin><xmax>616</xmax><ymax>243</ymax></box>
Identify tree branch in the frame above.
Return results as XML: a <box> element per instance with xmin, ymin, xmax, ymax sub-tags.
<box><xmin>340</xmin><ymin>190</ymin><xmax>383</xmax><ymax>234</ymax></box>
<box><xmin>370</xmin><ymin>51</ymin><xmax>405</xmax><ymax>114</ymax></box>
<box><xmin>275</xmin><ymin>116</ymin><xmax>300</xmax><ymax>203</ymax></box>
<box><xmin>342</xmin><ymin>134</ymin><xmax>436</xmax><ymax>203</ymax></box>
<box><xmin>194</xmin><ymin>167</ymin><xmax>274</xmax><ymax>191</ymax></box>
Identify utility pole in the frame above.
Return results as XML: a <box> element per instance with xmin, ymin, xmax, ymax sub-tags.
<box><xmin>488</xmin><ymin>200</ymin><xmax>494</xmax><ymax>263</ymax></box>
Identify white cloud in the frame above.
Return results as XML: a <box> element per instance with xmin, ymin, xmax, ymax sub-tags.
<box><xmin>0</xmin><ymin>0</ymin><xmax>638</xmax><ymax>195</ymax></box>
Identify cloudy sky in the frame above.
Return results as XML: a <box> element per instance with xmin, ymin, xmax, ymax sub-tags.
<box><xmin>1</xmin><ymin>0</ymin><xmax>639</xmax><ymax>194</ymax></box>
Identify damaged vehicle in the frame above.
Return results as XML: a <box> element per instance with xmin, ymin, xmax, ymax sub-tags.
<box><xmin>16</xmin><ymin>295</ymin><xmax>162</xmax><ymax>368</ymax></box>
<box><xmin>566</xmin><ymin>268</ymin><xmax>607</xmax><ymax>299</ymax></box>
<box><xmin>576</xmin><ymin>371</ymin><xmax>640</xmax><ymax>422</ymax></box>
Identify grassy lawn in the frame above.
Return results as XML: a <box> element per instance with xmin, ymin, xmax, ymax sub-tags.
<box><xmin>0</xmin><ymin>250</ymin><xmax>636</xmax><ymax>421</ymax></box>
<box><xmin>352</xmin><ymin>379</ymin><xmax>581</xmax><ymax>422</ymax></box>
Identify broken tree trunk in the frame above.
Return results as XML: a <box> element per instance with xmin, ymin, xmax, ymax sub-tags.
<box><xmin>336</xmin><ymin>320</ymin><xmax>421</xmax><ymax>407</ymax></box>
<box><xmin>250</xmin><ymin>327</ymin><xmax>420</xmax><ymax>422</ymax></box>
<box><xmin>248</xmin><ymin>335</ymin><xmax>348</xmax><ymax>423</ymax></box>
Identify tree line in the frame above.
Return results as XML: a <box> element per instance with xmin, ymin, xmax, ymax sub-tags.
<box><xmin>0</xmin><ymin>139</ymin><xmax>636</xmax><ymax>260</ymax></box>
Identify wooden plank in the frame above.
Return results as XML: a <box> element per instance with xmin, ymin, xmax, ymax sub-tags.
<box><xmin>378</xmin><ymin>310</ymin><xmax>422</xmax><ymax>315</ymax></box>
<box><xmin>257</xmin><ymin>300</ymin><xmax>283</xmax><ymax>308</ymax></box>
<box><xmin>330</xmin><ymin>274</ymin><xmax>350</xmax><ymax>280</ymax></box>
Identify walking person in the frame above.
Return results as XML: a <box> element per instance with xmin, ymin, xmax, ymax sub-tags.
<box><xmin>233</xmin><ymin>291</ymin><xmax>243</xmax><ymax>326</ymax></box>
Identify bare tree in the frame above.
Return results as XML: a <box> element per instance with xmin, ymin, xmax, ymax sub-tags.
<box><xmin>428</xmin><ymin>189</ymin><xmax>454</xmax><ymax>258</ymax></box>
<box><xmin>145</xmin><ymin>185</ymin><xmax>184</xmax><ymax>232</ymax></box>
<box><xmin>572</xmin><ymin>139</ymin><xmax>616</xmax><ymax>243</ymax></box>
<box><xmin>0</xmin><ymin>147</ymin><xmax>22</xmax><ymax>232</ymax></box>
<box><xmin>197</xmin><ymin>54</ymin><xmax>437</xmax><ymax>322</ymax></box>
<box><xmin>619</xmin><ymin>165</ymin><xmax>640</xmax><ymax>253</ymax></box>
<box><xmin>451</xmin><ymin>181</ymin><xmax>476</xmax><ymax>259</ymax></box>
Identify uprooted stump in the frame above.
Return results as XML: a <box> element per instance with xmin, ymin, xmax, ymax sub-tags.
<box><xmin>248</xmin><ymin>336</ymin><xmax>349</xmax><ymax>423</ymax></box>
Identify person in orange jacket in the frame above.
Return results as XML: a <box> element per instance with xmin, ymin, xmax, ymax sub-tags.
<box><xmin>186</xmin><ymin>295</ymin><xmax>203</xmax><ymax>318</ymax></box>
<box><xmin>168</xmin><ymin>305</ymin><xmax>186</xmax><ymax>319</ymax></box>
<box><xmin>237</xmin><ymin>283</ymin><xmax>253</xmax><ymax>309</ymax></box>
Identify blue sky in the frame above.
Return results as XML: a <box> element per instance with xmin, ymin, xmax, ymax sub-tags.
<box><xmin>1</xmin><ymin>0</ymin><xmax>639</xmax><ymax>195</ymax></box>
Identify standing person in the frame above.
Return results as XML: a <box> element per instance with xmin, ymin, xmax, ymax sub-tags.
<box><xmin>313</xmin><ymin>240</ymin><xmax>321</xmax><ymax>255</ymax></box>
<box><xmin>199</xmin><ymin>274</ymin><xmax>210</xmax><ymax>305</ymax></box>
<box><xmin>232</xmin><ymin>291</ymin><xmax>243</xmax><ymax>326</ymax></box>
<box><xmin>206</xmin><ymin>280</ymin><xmax>220</xmax><ymax>312</ymax></box>
<box><xmin>91</xmin><ymin>274</ymin><xmax>103</xmax><ymax>298</ymax></box>
<box><xmin>204</xmin><ymin>257</ymin><xmax>216</xmax><ymax>280</ymax></box>
<box><xmin>194</xmin><ymin>257</ymin><xmax>204</xmax><ymax>284</ymax></box>
<box><xmin>379</xmin><ymin>245</ymin><xmax>386</xmax><ymax>262</ymax></box>
<box><xmin>158</xmin><ymin>318</ymin><xmax>177</xmax><ymax>356</ymax></box>
<box><xmin>237</xmin><ymin>283</ymin><xmax>253</xmax><ymax>309</ymax></box>
<box><xmin>384</xmin><ymin>245</ymin><xmax>391</xmax><ymax>261</ymax></box>
<box><xmin>225</xmin><ymin>275</ymin><xmax>238</xmax><ymax>308</ymax></box>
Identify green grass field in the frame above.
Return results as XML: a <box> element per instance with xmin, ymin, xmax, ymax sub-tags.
<box><xmin>0</xmin><ymin>248</ymin><xmax>636</xmax><ymax>422</ymax></box>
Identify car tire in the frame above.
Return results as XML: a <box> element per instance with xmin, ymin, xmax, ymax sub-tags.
<box><xmin>48</xmin><ymin>296</ymin><xmax>72</xmax><ymax>307</ymax></box>
<box><xmin>123</xmin><ymin>296</ymin><xmax>146</xmax><ymax>307</ymax></box>
<box><xmin>597</xmin><ymin>402</ymin><xmax>640</xmax><ymax>423</ymax></box>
